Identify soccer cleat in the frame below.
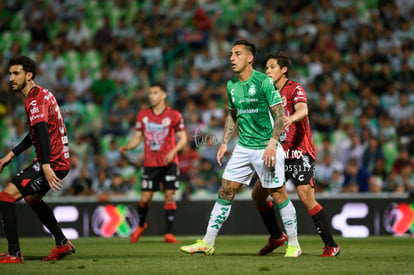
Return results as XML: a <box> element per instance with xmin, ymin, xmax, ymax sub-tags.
<box><xmin>321</xmin><ymin>243</ymin><xmax>341</xmax><ymax>257</ymax></box>
<box><xmin>258</xmin><ymin>232</ymin><xmax>288</xmax><ymax>256</ymax></box>
<box><xmin>130</xmin><ymin>223</ymin><xmax>148</xmax><ymax>243</ymax></box>
<box><xmin>164</xmin><ymin>233</ymin><xmax>180</xmax><ymax>243</ymax></box>
<box><xmin>180</xmin><ymin>240</ymin><xmax>215</xmax><ymax>255</ymax></box>
<box><xmin>0</xmin><ymin>252</ymin><xmax>24</xmax><ymax>264</ymax></box>
<box><xmin>43</xmin><ymin>240</ymin><xmax>75</xmax><ymax>261</ymax></box>
<box><xmin>284</xmin><ymin>245</ymin><xmax>302</xmax><ymax>257</ymax></box>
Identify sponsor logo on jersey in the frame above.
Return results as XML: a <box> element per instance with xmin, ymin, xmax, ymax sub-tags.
<box><xmin>237</xmin><ymin>108</ymin><xmax>259</xmax><ymax>115</ymax></box>
<box><xmin>30</xmin><ymin>106</ymin><xmax>39</xmax><ymax>114</ymax></box>
<box><xmin>30</xmin><ymin>113</ymin><xmax>45</xmax><ymax>121</ymax></box>
<box><xmin>145</xmin><ymin>122</ymin><xmax>169</xmax><ymax>151</ymax></box>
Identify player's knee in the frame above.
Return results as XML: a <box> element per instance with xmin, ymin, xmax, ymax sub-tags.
<box><xmin>251</xmin><ymin>188</ymin><xmax>264</xmax><ymax>203</ymax></box>
<box><xmin>217</xmin><ymin>186</ymin><xmax>236</xmax><ymax>201</ymax></box>
<box><xmin>24</xmin><ymin>196</ymin><xmax>42</xmax><ymax>205</ymax></box>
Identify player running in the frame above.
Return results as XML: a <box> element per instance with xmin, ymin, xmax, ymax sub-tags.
<box><xmin>180</xmin><ymin>40</ymin><xmax>297</xmax><ymax>255</ymax></box>
<box><xmin>120</xmin><ymin>84</ymin><xmax>187</xmax><ymax>244</ymax></box>
<box><xmin>252</xmin><ymin>52</ymin><xmax>340</xmax><ymax>257</ymax></box>
<box><xmin>0</xmin><ymin>56</ymin><xmax>75</xmax><ymax>263</ymax></box>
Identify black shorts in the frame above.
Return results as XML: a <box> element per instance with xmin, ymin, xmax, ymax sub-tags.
<box><xmin>284</xmin><ymin>153</ymin><xmax>315</xmax><ymax>187</ymax></box>
<box><xmin>11</xmin><ymin>162</ymin><xmax>69</xmax><ymax>197</ymax></box>
<box><xmin>141</xmin><ymin>164</ymin><xmax>179</xmax><ymax>191</ymax></box>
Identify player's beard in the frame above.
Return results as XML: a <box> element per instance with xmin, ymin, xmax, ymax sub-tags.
<box><xmin>10</xmin><ymin>79</ymin><xmax>27</xmax><ymax>93</ymax></box>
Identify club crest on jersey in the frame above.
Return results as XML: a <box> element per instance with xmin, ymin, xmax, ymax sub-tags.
<box><xmin>248</xmin><ymin>84</ymin><xmax>256</xmax><ymax>96</ymax></box>
<box><xmin>162</xmin><ymin>117</ymin><xmax>171</xmax><ymax>126</ymax></box>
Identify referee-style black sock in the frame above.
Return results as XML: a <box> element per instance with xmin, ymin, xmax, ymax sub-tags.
<box><xmin>311</xmin><ymin>208</ymin><xmax>336</xmax><ymax>247</ymax></box>
<box><xmin>0</xmin><ymin>201</ymin><xmax>21</xmax><ymax>256</ymax></box>
<box><xmin>138</xmin><ymin>201</ymin><xmax>150</xmax><ymax>227</ymax></box>
<box><xmin>258</xmin><ymin>202</ymin><xmax>283</xmax><ymax>239</ymax></box>
<box><xmin>26</xmin><ymin>199</ymin><xmax>67</xmax><ymax>246</ymax></box>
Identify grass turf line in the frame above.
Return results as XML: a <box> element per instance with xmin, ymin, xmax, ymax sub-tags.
<box><xmin>0</xmin><ymin>236</ymin><xmax>413</xmax><ymax>274</ymax></box>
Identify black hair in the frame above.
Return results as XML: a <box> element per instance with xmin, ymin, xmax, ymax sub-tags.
<box><xmin>8</xmin><ymin>56</ymin><xmax>37</xmax><ymax>79</ymax></box>
<box><xmin>233</xmin><ymin>39</ymin><xmax>256</xmax><ymax>60</ymax></box>
<box><xmin>151</xmin><ymin>83</ymin><xmax>166</xmax><ymax>93</ymax></box>
<box><xmin>266</xmin><ymin>52</ymin><xmax>292</xmax><ymax>78</ymax></box>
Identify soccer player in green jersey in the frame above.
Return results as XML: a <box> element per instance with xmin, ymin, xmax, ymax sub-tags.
<box><xmin>180</xmin><ymin>40</ymin><xmax>298</xmax><ymax>256</ymax></box>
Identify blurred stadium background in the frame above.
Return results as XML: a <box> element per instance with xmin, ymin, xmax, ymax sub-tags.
<box><xmin>0</xmin><ymin>0</ymin><xmax>413</xmax><ymax>237</ymax></box>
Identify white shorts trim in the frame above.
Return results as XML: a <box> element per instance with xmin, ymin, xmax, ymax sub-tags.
<box><xmin>222</xmin><ymin>144</ymin><xmax>285</xmax><ymax>188</ymax></box>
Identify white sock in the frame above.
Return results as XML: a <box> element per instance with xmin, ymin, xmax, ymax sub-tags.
<box><xmin>203</xmin><ymin>198</ymin><xmax>232</xmax><ymax>246</ymax></box>
<box><xmin>278</xmin><ymin>199</ymin><xmax>300</xmax><ymax>247</ymax></box>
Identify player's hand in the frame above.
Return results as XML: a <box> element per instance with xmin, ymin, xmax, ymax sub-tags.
<box><xmin>163</xmin><ymin>151</ymin><xmax>175</xmax><ymax>165</ymax></box>
<box><xmin>284</xmin><ymin>116</ymin><xmax>294</xmax><ymax>129</ymax></box>
<box><xmin>262</xmin><ymin>146</ymin><xmax>276</xmax><ymax>168</ymax></box>
<box><xmin>216</xmin><ymin>143</ymin><xmax>227</xmax><ymax>166</ymax></box>
<box><xmin>0</xmin><ymin>151</ymin><xmax>15</xmax><ymax>173</ymax></box>
<box><xmin>42</xmin><ymin>164</ymin><xmax>63</xmax><ymax>192</ymax></box>
<box><xmin>119</xmin><ymin>146</ymin><xmax>128</xmax><ymax>154</ymax></box>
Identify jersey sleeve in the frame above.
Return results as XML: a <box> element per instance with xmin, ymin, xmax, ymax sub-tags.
<box><xmin>175</xmin><ymin>112</ymin><xmax>185</xmax><ymax>132</ymax></box>
<box><xmin>135</xmin><ymin>111</ymin><xmax>144</xmax><ymax>131</ymax></box>
<box><xmin>292</xmin><ymin>84</ymin><xmax>308</xmax><ymax>104</ymax></box>
<box><xmin>27</xmin><ymin>96</ymin><xmax>48</xmax><ymax>126</ymax></box>
<box><xmin>263</xmin><ymin>76</ymin><xmax>282</xmax><ymax>107</ymax></box>
<box><xmin>227</xmin><ymin>80</ymin><xmax>235</xmax><ymax>109</ymax></box>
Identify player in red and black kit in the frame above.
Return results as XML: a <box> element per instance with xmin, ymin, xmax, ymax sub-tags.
<box><xmin>120</xmin><ymin>84</ymin><xmax>187</xmax><ymax>244</ymax></box>
<box><xmin>252</xmin><ymin>53</ymin><xmax>340</xmax><ymax>257</ymax></box>
<box><xmin>0</xmin><ymin>56</ymin><xmax>75</xmax><ymax>263</ymax></box>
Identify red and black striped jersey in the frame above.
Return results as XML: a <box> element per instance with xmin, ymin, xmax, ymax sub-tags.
<box><xmin>135</xmin><ymin>106</ymin><xmax>185</xmax><ymax>167</ymax></box>
<box><xmin>25</xmin><ymin>85</ymin><xmax>70</xmax><ymax>170</ymax></box>
<box><xmin>279</xmin><ymin>80</ymin><xmax>315</xmax><ymax>160</ymax></box>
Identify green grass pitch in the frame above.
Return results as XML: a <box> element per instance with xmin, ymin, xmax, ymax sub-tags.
<box><xmin>1</xmin><ymin>235</ymin><xmax>413</xmax><ymax>274</ymax></box>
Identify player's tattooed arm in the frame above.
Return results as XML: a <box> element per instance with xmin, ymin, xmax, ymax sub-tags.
<box><xmin>271</xmin><ymin>103</ymin><xmax>285</xmax><ymax>140</ymax></box>
<box><xmin>263</xmin><ymin>103</ymin><xmax>284</xmax><ymax>167</ymax></box>
<box><xmin>221</xmin><ymin>109</ymin><xmax>238</xmax><ymax>145</ymax></box>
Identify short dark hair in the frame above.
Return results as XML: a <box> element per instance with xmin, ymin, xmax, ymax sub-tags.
<box><xmin>233</xmin><ymin>39</ymin><xmax>256</xmax><ymax>60</ymax></box>
<box><xmin>266</xmin><ymin>52</ymin><xmax>292</xmax><ymax>78</ymax></box>
<box><xmin>151</xmin><ymin>83</ymin><xmax>166</xmax><ymax>93</ymax></box>
<box><xmin>8</xmin><ymin>56</ymin><xmax>37</xmax><ymax>79</ymax></box>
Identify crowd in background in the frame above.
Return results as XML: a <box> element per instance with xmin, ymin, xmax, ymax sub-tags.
<box><xmin>0</xmin><ymin>0</ymin><xmax>413</xmax><ymax>200</ymax></box>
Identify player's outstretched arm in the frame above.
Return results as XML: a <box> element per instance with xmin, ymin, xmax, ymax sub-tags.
<box><xmin>119</xmin><ymin>130</ymin><xmax>143</xmax><ymax>154</ymax></box>
<box><xmin>217</xmin><ymin>109</ymin><xmax>237</xmax><ymax>166</ymax></box>
<box><xmin>263</xmin><ymin>103</ymin><xmax>285</xmax><ymax>167</ymax></box>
